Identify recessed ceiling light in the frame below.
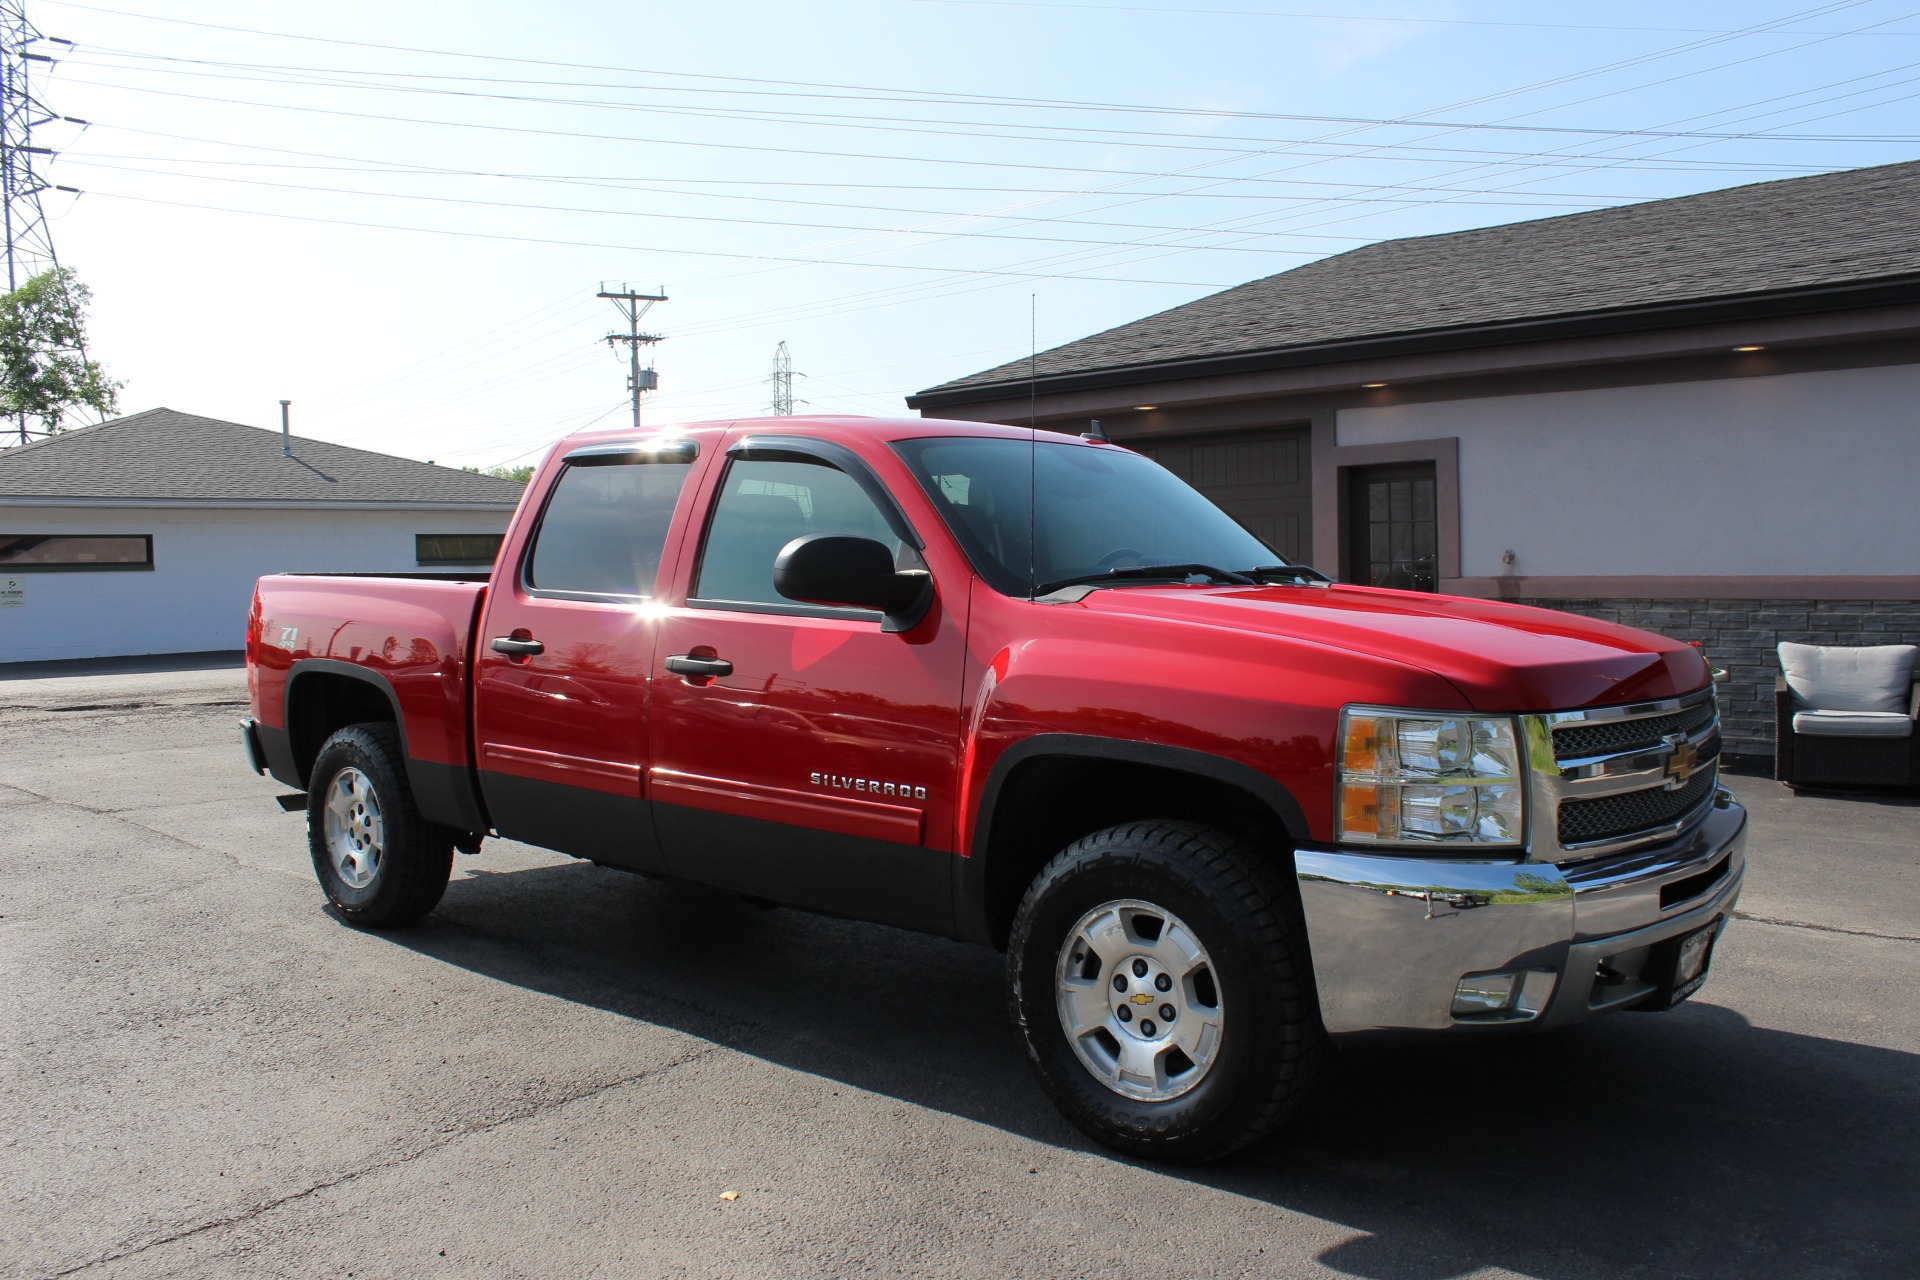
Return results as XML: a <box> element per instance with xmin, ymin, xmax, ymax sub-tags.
<box><xmin>1733</xmin><ymin>344</ymin><xmax>1764</xmax><ymax>352</ymax></box>
<box><xmin>1362</xmin><ymin>382</ymin><xmax>1388</xmax><ymax>388</ymax></box>
<box><xmin>1133</xmin><ymin>405</ymin><xmax>1157</xmax><ymax>411</ymax></box>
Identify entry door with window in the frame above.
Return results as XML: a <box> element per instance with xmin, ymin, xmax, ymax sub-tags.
<box><xmin>649</xmin><ymin>438</ymin><xmax>966</xmax><ymax>934</ymax></box>
<box><xmin>1348</xmin><ymin>463</ymin><xmax>1438</xmax><ymax>592</ymax></box>
<box><xmin>472</xmin><ymin>441</ymin><xmax>705</xmax><ymax>871</ymax></box>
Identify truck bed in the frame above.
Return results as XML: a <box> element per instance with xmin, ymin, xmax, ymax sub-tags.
<box><xmin>248</xmin><ymin>573</ymin><xmax>491</xmax><ymax>828</ymax></box>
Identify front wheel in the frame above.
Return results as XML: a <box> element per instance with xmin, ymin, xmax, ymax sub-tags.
<box><xmin>1007</xmin><ymin>820</ymin><xmax>1325</xmax><ymax>1163</ymax></box>
<box><xmin>307</xmin><ymin>723</ymin><xmax>454</xmax><ymax>928</ymax></box>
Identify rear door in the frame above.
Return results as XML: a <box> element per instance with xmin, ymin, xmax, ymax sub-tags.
<box><xmin>472</xmin><ymin>438</ymin><xmax>704</xmax><ymax>870</ymax></box>
<box><xmin>647</xmin><ymin>433</ymin><xmax>966</xmax><ymax>933</ymax></box>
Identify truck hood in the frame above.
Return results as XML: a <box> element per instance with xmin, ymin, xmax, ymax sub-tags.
<box><xmin>1073</xmin><ymin>583</ymin><xmax>1710</xmax><ymax>712</ymax></box>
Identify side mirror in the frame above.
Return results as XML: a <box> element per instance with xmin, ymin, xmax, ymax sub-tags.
<box><xmin>774</xmin><ymin>535</ymin><xmax>933</xmax><ymax>633</ymax></box>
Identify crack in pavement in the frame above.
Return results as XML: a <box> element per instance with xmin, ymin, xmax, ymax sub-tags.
<box><xmin>1</xmin><ymin>779</ymin><xmax>286</xmax><ymax>878</ymax></box>
<box><xmin>42</xmin><ymin>1043</ymin><xmax>722</xmax><ymax>1277</ymax></box>
<box><xmin>1733</xmin><ymin>911</ymin><xmax>1920</xmax><ymax>944</ymax></box>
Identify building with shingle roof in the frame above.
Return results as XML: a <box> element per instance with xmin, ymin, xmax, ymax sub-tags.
<box><xmin>911</xmin><ymin>161</ymin><xmax>1920</xmax><ymax>752</ymax></box>
<box><xmin>1</xmin><ymin>408</ymin><xmax>526</xmax><ymax>663</ymax></box>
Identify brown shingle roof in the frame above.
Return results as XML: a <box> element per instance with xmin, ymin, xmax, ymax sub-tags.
<box><xmin>0</xmin><ymin>408</ymin><xmax>526</xmax><ymax>506</ymax></box>
<box><xmin>913</xmin><ymin>160</ymin><xmax>1920</xmax><ymax>404</ymax></box>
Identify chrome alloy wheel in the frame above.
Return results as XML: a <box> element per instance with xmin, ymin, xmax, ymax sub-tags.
<box><xmin>321</xmin><ymin>767</ymin><xmax>385</xmax><ymax>890</ymax></box>
<box><xmin>1055</xmin><ymin>899</ymin><xmax>1225</xmax><ymax>1103</ymax></box>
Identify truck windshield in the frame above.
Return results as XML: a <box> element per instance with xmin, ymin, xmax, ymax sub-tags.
<box><xmin>892</xmin><ymin>436</ymin><xmax>1287</xmax><ymax>598</ymax></box>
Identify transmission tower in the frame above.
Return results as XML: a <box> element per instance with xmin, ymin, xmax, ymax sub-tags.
<box><xmin>1</xmin><ymin>1</ymin><xmax>63</xmax><ymax>292</ymax></box>
<box><xmin>768</xmin><ymin>340</ymin><xmax>803</xmax><ymax>415</ymax></box>
<box><xmin>597</xmin><ymin>284</ymin><xmax>666</xmax><ymax>431</ymax></box>
<box><xmin>2</xmin><ymin>1</ymin><xmax>76</xmax><ymax>445</ymax></box>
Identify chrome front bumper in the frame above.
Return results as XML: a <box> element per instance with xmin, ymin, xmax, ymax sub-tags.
<box><xmin>1295</xmin><ymin>786</ymin><xmax>1747</xmax><ymax>1036</ymax></box>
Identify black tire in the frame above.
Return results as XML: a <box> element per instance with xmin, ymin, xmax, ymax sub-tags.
<box><xmin>306</xmin><ymin>723</ymin><xmax>454</xmax><ymax>928</ymax></box>
<box><xmin>1007</xmin><ymin>820</ymin><xmax>1326</xmax><ymax>1163</ymax></box>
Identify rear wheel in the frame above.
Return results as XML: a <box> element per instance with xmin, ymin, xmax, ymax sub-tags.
<box><xmin>1007</xmin><ymin>820</ymin><xmax>1325</xmax><ymax>1163</ymax></box>
<box><xmin>307</xmin><ymin>723</ymin><xmax>454</xmax><ymax>928</ymax></box>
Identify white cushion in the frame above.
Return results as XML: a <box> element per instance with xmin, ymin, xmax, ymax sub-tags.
<box><xmin>1792</xmin><ymin>709</ymin><xmax>1914</xmax><ymax>739</ymax></box>
<box><xmin>1779</xmin><ymin>642</ymin><xmax>1917</xmax><ymax>714</ymax></box>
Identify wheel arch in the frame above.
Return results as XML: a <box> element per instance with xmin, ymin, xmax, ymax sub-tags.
<box><xmin>956</xmin><ymin>735</ymin><xmax>1310</xmax><ymax>948</ymax></box>
<box><xmin>285</xmin><ymin>660</ymin><xmax>404</xmax><ymax>785</ymax></box>
<box><xmin>283</xmin><ymin>659</ymin><xmax>487</xmax><ymax>834</ymax></box>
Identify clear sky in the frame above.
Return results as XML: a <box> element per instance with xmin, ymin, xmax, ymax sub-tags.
<box><xmin>25</xmin><ymin>0</ymin><xmax>1920</xmax><ymax>469</ymax></box>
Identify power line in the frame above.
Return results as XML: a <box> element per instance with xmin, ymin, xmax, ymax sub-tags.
<box><xmin>75</xmin><ymin>187</ymin><xmax>1226</xmax><ymax>285</ymax></box>
<box><xmin>37</xmin><ymin>0</ymin><xmax>1920</xmax><ymax>124</ymax></box>
<box><xmin>897</xmin><ymin>0</ymin><xmax>1920</xmax><ymax>36</ymax></box>
<box><xmin>58</xmin><ymin>157</ymin><xmax>1366</xmax><ymax>256</ymax></box>
<box><xmin>64</xmin><ymin>44</ymin><xmax>1920</xmax><ymax>145</ymax></box>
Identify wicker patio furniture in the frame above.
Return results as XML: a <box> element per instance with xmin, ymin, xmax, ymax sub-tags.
<box><xmin>1774</xmin><ymin>641</ymin><xmax>1920</xmax><ymax>790</ymax></box>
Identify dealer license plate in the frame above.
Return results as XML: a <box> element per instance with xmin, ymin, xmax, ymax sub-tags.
<box><xmin>1670</xmin><ymin>924</ymin><xmax>1718</xmax><ymax>1004</ymax></box>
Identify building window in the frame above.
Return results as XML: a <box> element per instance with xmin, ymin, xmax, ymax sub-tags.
<box><xmin>1348</xmin><ymin>464</ymin><xmax>1437</xmax><ymax>592</ymax></box>
<box><xmin>0</xmin><ymin>534</ymin><xmax>153</xmax><ymax>571</ymax></box>
<box><xmin>416</xmin><ymin>534</ymin><xmax>504</xmax><ymax>567</ymax></box>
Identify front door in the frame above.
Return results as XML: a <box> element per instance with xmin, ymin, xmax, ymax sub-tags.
<box><xmin>649</xmin><ymin>439</ymin><xmax>965</xmax><ymax>933</ymax></box>
<box><xmin>1347</xmin><ymin>462</ymin><xmax>1438</xmax><ymax>592</ymax></box>
<box><xmin>472</xmin><ymin>445</ymin><xmax>701</xmax><ymax>869</ymax></box>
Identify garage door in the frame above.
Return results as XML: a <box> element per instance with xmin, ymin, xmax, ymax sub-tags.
<box><xmin>1133</xmin><ymin>426</ymin><xmax>1312</xmax><ymax>564</ymax></box>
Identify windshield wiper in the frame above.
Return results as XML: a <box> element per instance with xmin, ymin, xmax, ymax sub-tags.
<box><xmin>1035</xmin><ymin>563</ymin><xmax>1257</xmax><ymax>596</ymax></box>
<box><xmin>1243</xmin><ymin>563</ymin><xmax>1333</xmax><ymax>584</ymax></box>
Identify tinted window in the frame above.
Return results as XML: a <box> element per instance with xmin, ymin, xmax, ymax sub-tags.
<box><xmin>416</xmin><ymin>534</ymin><xmax>503</xmax><ymax>567</ymax></box>
<box><xmin>0</xmin><ymin>534</ymin><xmax>152</xmax><ymax>570</ymax></box>
<box><xmin>695</xmin><ymin>458</ymin><xmax>907</xmax><ymax>606</ymax></box>
<box><xmin>891</xmin><ymin>437</ymin><xmax>1281</xmax><ymax>596</ymax></box>
<box><xmin>526</xmin><ymin>461</ymin><xmax>692</xmax><ymax>596</ymax></box>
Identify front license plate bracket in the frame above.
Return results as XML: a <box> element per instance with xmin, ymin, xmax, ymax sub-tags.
<box><xmin>1635</xmin><ymin>919</ymin><xmax>1722</xmax><ymax>1012</ymax></box>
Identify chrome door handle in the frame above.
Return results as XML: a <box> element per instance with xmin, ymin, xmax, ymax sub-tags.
<box><xmin>490</xmin><ymin>636</ymin><xmax>545</xmax><ymax>656</ymax></box>
<box><xmin>665</xmin><ymin>654</ymin><xmax>732</xmax><ymax>678</ymax></box>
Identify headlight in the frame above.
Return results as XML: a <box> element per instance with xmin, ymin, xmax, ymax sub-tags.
<box><xmin>1336</xmin><ymin>708</ymin><xmax>1525</xmax><ymax>848</ymax></box>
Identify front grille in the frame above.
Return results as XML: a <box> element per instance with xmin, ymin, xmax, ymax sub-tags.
<box><xmin>1553</xmin><ymin>699</ymin><xmax>1717</xmax><ymax>761</ymax></box>
<box><xmin>1558</xmin><ymin>766</ymin><xmax>1718</xmax><ymax>846</ymax></box>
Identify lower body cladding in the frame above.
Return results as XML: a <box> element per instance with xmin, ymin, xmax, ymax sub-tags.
<box><xmin>1295</xmin><ymin>787</ymin><xmax>1747</xmax><ymax>1036</ymax></box>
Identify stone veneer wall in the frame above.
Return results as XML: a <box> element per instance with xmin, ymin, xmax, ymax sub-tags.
<box><xmin>1516</xmin><ymin>598</ymin><xmax>1920</xmax><ymax>757</ymax></box>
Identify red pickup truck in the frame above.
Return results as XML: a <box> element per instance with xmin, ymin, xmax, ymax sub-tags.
<box><xmin>243</xmin><ymin>415</ymin><xmax>1746</xmax><ymax>1162</ymax></box>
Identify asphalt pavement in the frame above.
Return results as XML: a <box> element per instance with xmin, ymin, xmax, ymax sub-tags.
<box><xmin>2</xmin><ymin>665</ymin><xmax>1916</xmax><ymax>1279</ymax></box>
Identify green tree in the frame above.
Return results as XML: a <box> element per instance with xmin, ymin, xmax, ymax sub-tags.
<box><xmin>0</xmin><ymin>267</ymin><xmax>119</xmax><ymax>437</ymax></box>
<box><xmin>480</xmin><ymin>463</ymin><xmax>535</xmax><ymax>483</ymax></box>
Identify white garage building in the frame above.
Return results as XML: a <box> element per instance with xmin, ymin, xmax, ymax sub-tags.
<box><xmin>0</xmin><ymin>408</ymin><xmax>526</xmax><ymax>664</ymax></box>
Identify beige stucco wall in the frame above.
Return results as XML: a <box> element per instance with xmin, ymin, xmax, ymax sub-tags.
<box><xmin>1336</xmin><ymin>362</ymin><xmax>1920</xmax><ymax>579</ymax></box>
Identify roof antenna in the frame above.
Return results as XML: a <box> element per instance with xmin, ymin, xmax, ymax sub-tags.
<box><xmin>279</xmin><ymin>400</ymin><xmax>292</xmax><ymax>457</ymax></box>
<box><xmin>1082</xmin><ymin>419</ymin><xmax>1108</xmax><ymax>443</ymax></box>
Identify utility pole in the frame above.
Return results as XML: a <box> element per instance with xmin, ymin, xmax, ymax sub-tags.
<box><xmin>597</xmin><ymin>284</ymin><xmax>666</xmax><ymax>431</ymax></box>
<box><xmin>768</xmin><ymin>340</ymin><xmax>802</xmax><ymax>416</ymax></box>
<box><xmin>1</xmin><ymin>0</ymin><xmax>76</xmax><ymax>446</ymax></box>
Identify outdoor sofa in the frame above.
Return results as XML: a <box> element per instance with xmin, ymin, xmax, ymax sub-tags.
<box><xmin>1774</xmin><ymin>641</ymin><xmax>1920</xmax><ymax>790</ymax></box>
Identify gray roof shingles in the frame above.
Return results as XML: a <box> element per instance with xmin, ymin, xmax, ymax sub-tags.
<box><xmin>0</xmin><ymin>408</ymin><xmax>527</xmax><ymax>506</ymax></box>
<box><xmin>918</xmin><ymin>160</ymin><xmax>1920</xmax><ymax>398</ymax></box>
